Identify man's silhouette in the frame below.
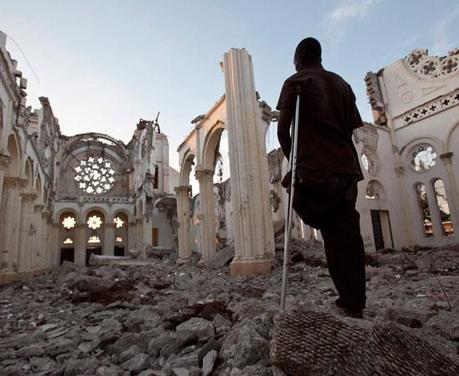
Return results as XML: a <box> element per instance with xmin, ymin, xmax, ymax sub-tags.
<box><xmin>277</xmin><ymin>37</ymin><xmax>366</xmax><ymax>318</ymax></box>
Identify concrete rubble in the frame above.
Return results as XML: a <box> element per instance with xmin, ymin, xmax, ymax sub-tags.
<box><xmin>0</xmin><ymin>239</ymin><xmax>458</xmax><ymax>375</ymax></box>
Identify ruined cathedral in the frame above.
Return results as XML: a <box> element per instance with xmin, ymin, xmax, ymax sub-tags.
<box><xmin>0</xmin><ymin>31</ymin><xmax>178</xmax><ymax>284</ymax></box>
<box><xmin>1</xmin><ymin>25</ymin><xmax>459</xmax><ymax>284</ymax></box>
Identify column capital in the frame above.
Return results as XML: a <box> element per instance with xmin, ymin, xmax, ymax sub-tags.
<box><xmin>0</xmin><ymin>150</ymin><xmax>11</xmax><ymax>169</ymax></box>
<box><xmin>174</xmin><ymin>185</ymin><xmax>191</xmax><ymax>194</ymax></box>
<box><xmin>440</xmin><ymin>152</ymin><xmax>454</xmax><ymax>165</ymax></box>
<box><xmin>20</xmin><ymin>191</ymin><xmax>37</xmax><ymax>202</ymax></box>
<box><xmin>3</xmin><ymin>176</ymin><xmax>28</xmax><ymax>189</ymax></box>
<box><xmin>34</xmin><ymin>204</ymin><xmax>45</xmax><ymax>212</ymax></box>
<box><xmin>195</xmin><ymin>168</ymin><xmax>214</xmax><ymax>180</ymax></box>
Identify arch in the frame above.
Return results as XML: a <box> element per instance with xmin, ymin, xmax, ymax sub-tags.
<box><xmin>111</xmin><ymin>209</ymin><xmax>132</xmax><ymax>223</ymax></box>
<box><xmin>24</xmin><ymin>157</ymin><xmax>33</xmax><ymax>190</ymax></box>
<box><xmin>35</xmin><ymin>174</ymin><xmax>43</xmax><ymax>203</ymax></box>
<box><xmin>54</xmin><ymin>207</ymin><xmax>81</xmax><ymax>224</ymax></box>
<box><xmin>82</xmin><ymin>206</ymin><xmax>110</xmax><ymax>222</ymax></box>
<box><xmin>400</xmin><ymin>136</ymin><xmax>446</xmax><ymax>159</ymax></box>
<box><xmin>56</xmin><ymin>133</ymin><xmax>128</xmax><ymax>162</ymax></box>
<box><xmin>202</xmin><ymin>121</ymin><xmax>225</xmax><ymax>171</ymax></box>
<box><xmin>113</xmin><ymin>211</ymin><xmax>129</xmax><ymax>256</ymax></box>
<box><xmin>446</xmin><ymin>121</ymin><xmax>459</xmax><ymax>153</ymax></box>
<box><xmin>59</xmin><ymin>210</ymin><xmax>78</xmax><ymax>263</ymax></box>
<box><xmin>365</xmin><ymin>180</ymin><xmax>386</xmax><ymax>200</ymax></box>
<box><xmin>85</xmin><ymin>209</ymin><xmax>105</xmax><ymax>265</ymax></box>
<box><xmin>179</xmin><ymin>151</ymin><xmax>196</xmax><ymax>187</ymax></box>
<box><xmin>6</xmin><ymin>133</ymin><xmax>20</xmax><ymax>176</ymax></box>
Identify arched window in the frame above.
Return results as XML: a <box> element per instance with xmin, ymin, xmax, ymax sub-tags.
<box><xmin>60</xmin><ymin>212</ymin><xmax>77</xmax><ymax>264</ymax></box>
<box><xmin>86</xmin><ymin>210</ymin><xmax>105</xmax><ymax>265</ymax></box>
<box><xmin>415</xmin><ymin>183</ymin><xmax>433</xmax><ymax>237</ymax></box>
<box><xmin>113</xmin><ymin>212</ymin><xmax>128</xmax><ymax>256</ymax></box>
<box><xmin>433</xmin><ymin>179</ymin><xmax>454</xmax><ymax>237</ymax></box>
<box><xmin>410</xmin><ymin>144</ymin><xmax>437</xmax><ymax>172</ymax></box>
<box><xmin>365</xmin><ymin>180</ymin><xmax>386</xmax><ymax>200</ymax></box>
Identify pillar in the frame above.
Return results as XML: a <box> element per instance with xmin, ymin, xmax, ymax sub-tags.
<box><xmin>395</xmin><ymin>165</ymin><xmax>416</xmax><ymax>247</ymax></box>
<box><xmin>223</xmin><ymin>48</ymin><xmax>275</xmax><ymax>276</ymax></box>
<box><xmin>104</xmin><ymin>223</ymin><xmax>114</xmax><ymax>256</ymax></box>
<box><xmin>41</xmin><ymin>209</ymin><xmax>51</xmax><ymax>268</ymax></box>
<box><xmin>0</xmin><ymin>177</ymin><xmax>24</xmax><ymax>272</ymax></box>
<box><xmin>440</xmin><ymin>152</ymin><xmax>459</xmax><ymax>232</ymax></box>
<box><xmin>74</xmin><ymin>224</ymin><xmax>86</xmax><ymax>266</ymax></box>
<box><xmin>32</xmin><ymin>204</ymin><xmax>44</xmax><ymax>269</ymax></box>
<box><xmin>17</xmin><ymin>191</ymin><xmax>36</xmax><ymax>273</ymax></box>
<box><xmin>175</xmin><ymin>185</ymin><xmax>192</xmax><ymax>263</ymax></box>
<box><xmin>196</xmin><ymin>169</ymin><xmax>216</xmax><ymax>260</ymax></box>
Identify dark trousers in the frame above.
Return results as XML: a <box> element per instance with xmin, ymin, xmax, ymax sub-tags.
<box><xmin>293</xmin><ymin>175</ymin><xmax>366</xmax><ymax>310</ymax></box>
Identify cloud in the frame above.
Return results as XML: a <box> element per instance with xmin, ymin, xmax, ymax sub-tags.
<box><xmin>432</xmin><ymin>6</ymin><xmax>459</xmax><ymax>55</ymax></box>
<box><xmin>324</xmin><ymin>0</ymin><xmax>380</xmax><ymax>46</ymax></box>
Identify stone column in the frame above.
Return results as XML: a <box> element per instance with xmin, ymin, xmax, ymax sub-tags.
<box><xmin>440</xmin><ymin>152</ymin><xmax>459</xmax><ymax>231</ymax></box>
<box><xmin>175</xmin><ymin>185</ymin><xmax>192</xmax><ymax>264</ymax></box>
<box><xmin>0</xmin><ymin>177</ymin><xmax>24</xmax><ymax>272</ymax></box>
<box><xmin>17</xmin><ymin>191</ymin><xmax>37</xmax><ymax>273</ymax></box>
<box><xmin>32</xmin><ymin>204</ymin><xmax>44</xmax><ymax>269</ymax></box>
<box><xmin>223</xmin><ymin>48</ymin><xmax>275</xmax><ymax>276</ymax></box>
<box><xmin>196</xmin><ymin>169</ymin><xmax>216</xmax><ymax>260</ymax></box>
<box><xmin>0</xmin><ymin>153</ymin><xmax>11</xmax><ymax>208</ymax></box>
<box><xmin>75</xmin><ymin>224</ymin><xmax>86</xmax><ymax>266</ymax></box>
<box><xmin>104</xmin><ymin>223</ymin><xmax>115</xmax><ymax>256</ymax></box>
<box><xmin>41</xmin><ymin>209</ymin><xmax>52</xmax><ymax>268</ymax></box>
<box><xmin>395</xmin><ymin>165</ymin><xmax>415</xmax><ymax>247</ymax></box>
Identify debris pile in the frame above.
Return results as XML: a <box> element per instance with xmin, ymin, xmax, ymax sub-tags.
<box><xmin>0</xmin><ymin>241</ymin><xmax>458</xmax><ymax>375</ymax></box>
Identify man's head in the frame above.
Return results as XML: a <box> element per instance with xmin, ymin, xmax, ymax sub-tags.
<box><xmin>294</xmin><ymin>37</ymin><xmax>322</xmax><ymax>71</ymax></box>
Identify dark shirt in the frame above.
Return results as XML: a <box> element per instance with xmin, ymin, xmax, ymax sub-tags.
<box><xmin>276</xmin><ymin>65</ymin><xmax>363</xmax><ymax>179</ymax></box>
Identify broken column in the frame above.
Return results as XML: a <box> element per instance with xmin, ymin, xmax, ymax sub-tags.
<box><xmin>223</xmin><ymin>48</ymin><xmax>275</xmax><ymax>276</ymax></box>
<box><xmin>175</xmin><ymin>185</ymin><xmax>192</xmax><ymax>263</ymax></box>
<box><xmin>196</xmin><ymin>168</ymin><xmax>216</xmax><ymax>260</ymax></box>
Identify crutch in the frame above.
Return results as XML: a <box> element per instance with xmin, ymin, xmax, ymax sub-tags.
<box><xmin>280</xmin><ymin>85</ymin><xmax>301</xmax><ymax>311</ymax></box>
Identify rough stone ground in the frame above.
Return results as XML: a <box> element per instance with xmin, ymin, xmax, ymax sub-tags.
<box><xmin>0</xmin><ymin>238</ymin><xmax>458</xmax><ymax>376</ymax></box>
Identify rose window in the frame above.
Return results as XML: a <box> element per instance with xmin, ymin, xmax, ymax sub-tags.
<box><xmin>62</xmin><ymin>216</ymin><xmax>76</xmax><ymax>229</ymax></box>
<box><xmin>113</xmin><ymin>217</ymin><xmax>124</xmax><ymax>228</ymax></box>
<box><xmin>87</xmin><ymin>215</ymin><xmax>103</xmax><ymax>230</ymax></box>
<box><xmin>74</xmin><ymin>156</ymin><xmax>116</xmax><ymax>195</ymax></box>
<box><xmin>411</xmin><ymin>145</ymin><xmax>437</xmax><ymax>172</ymax></box>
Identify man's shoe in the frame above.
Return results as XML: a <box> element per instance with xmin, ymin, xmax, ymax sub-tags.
<box><xmin>334</xmin><ymin>298</ymin><xmax>363</xmax><ymax>319</ymax></box>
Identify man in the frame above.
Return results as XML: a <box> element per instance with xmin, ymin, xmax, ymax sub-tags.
<box><xmin>277</xmin><ymin>37</ymin><xmax>366</xmax><ymax>318</ymax></box>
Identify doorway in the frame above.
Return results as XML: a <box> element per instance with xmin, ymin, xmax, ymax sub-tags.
<box><xmin>370</xmin><ymin>209</ymin><xmax>394</xmax><ymax>250</ymax></box>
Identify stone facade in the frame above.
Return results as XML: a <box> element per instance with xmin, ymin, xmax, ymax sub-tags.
<box><xmin>0</xmin><ymin>31</ymin><xmax>177</xmax><ymax>284</ymax></box>
<box><xmin>178</xmin><ymin>47</ymin><xmax>459</xmax><ymax>262</ymax></box>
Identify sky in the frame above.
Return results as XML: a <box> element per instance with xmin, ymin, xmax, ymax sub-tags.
<box><xmin>1</xmin><ymin>0</ymin><xmax>458</xmax><ymax>172</ymax></box>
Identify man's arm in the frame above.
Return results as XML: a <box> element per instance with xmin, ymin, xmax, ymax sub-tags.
<box><xmin>277</xmin><ymin>107</ymin><xmax>294</xmax><ymax>159</ymax></box>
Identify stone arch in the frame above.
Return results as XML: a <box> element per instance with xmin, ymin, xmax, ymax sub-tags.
<box><xmin>6</xmin><ymin>133</ymin><xmax>20</xmax><ymax>177</ymax></box>
<box><xmin>112</xmin><ymin>210</ymin><xmax>130</xmax><ymax>256</ymax></box>
<box><xmin>400</xmin><ymin>136</ymin><xmax>444</xmax><ymax>173</ymax></box>
<box><xmin>54</xmin><ymin>207</ymin><xmax>81</xmax><ymax>224</ymax></box>
<box><xmin>202</xmin><ymin>121</ymin><xmax>225</xmax><ymax>171</ymax></box>
<box><xmin>24</xmin><ymin>158</ymin><xmax>33</xmax><ymax>190</ymax></box>
<box><xmin>446</xmin><ymin>121</ymin><xmax>459</xmax><ymax>152</ymax></box>
<box><xmin>365</xmin><ymin>179</ymin><xmax>386</xmax><ymax>200</ymax></box>
<box><xmin>179</xmin><ymin>151</ymin><xmax>196</xmax><ymax>187</ymax></box>
<box><xmin>82</xmin><ymin>206</ymin><xmax>109</xmax><ymax>221</ymax></box>
<box><xmin>85</xmin><ymin>209</ymin><xmax>106</xmax><ymax>265</ymax></box>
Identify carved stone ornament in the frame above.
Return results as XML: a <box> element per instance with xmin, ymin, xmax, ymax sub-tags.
<box><xmin>405</xmin><ymin>48</ymin><xmax>459</xmax><ymax>79</ymax></box>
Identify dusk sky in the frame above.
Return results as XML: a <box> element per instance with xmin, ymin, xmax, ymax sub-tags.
<box><xmin>1</xmin><ymin>0</ymin><xmax>458</xmax><ymax>170</ymax></box>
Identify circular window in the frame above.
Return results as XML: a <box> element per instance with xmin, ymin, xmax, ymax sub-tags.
<box><xmin>410</xmin><ymin>145</ymin><xmax>437</xmax><ymax>172</ymax></box>
<box><xmin>74</xmin><ymin>156</ymin><xmax>116</xmax><ymax>195</ymax></box>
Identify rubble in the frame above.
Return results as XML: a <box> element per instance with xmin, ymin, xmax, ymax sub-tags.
<box><xmin>0</xmin><ymin>241</ymin><xmax>458</xmax><ymax>375</ymax></box>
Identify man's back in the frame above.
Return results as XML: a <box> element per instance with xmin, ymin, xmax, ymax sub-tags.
<box><xmin>277</xmin><ymin>65</ymin><xmax>363</xmax><ymax>178</ymax></box>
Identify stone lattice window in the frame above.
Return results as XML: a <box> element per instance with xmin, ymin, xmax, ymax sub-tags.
<box><xmin>62</xmin><ymin>216</ymin><xmax>76</xmax><ymax>229</ymax></box>
<box><xmin>433</xmin><ymin>179</ymin><xmax>454</xmax><ymax>237</ymax></box>
<box><xmin>87</xmin><ymin>215</ymin><xmax>102</xmax><ymax>230</ymax></box>
<box><xmin>74</xmin><ymin>156</ymin><xmax>116</xmax><ymax>195</ymax></box>
<box><xmin>411</xmin><ymin>145</ymin><xmax>437</xmax><ymax>172</ymax></box>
